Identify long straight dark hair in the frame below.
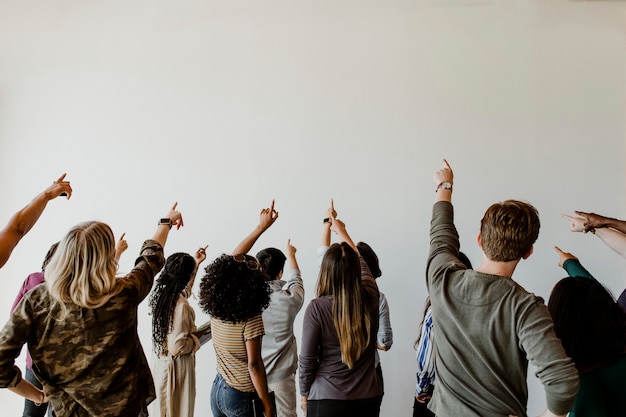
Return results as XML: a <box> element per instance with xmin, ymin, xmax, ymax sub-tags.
<box><xmin>549</xmin><ymin>276</ymin><xmax>626</xmax><ymax>372</ymax></box>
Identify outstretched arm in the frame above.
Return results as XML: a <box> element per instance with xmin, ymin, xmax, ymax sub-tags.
<box><xmin>554</xmin><ymin>246</ymin><xmax>594</xmax><ymax>280</ymax></box>
<box><xmin>232</xmin><ymin>200</ymin><xmax>278</xmax><ymax>255</ymax></box>
<box><xmin>575</xmin><ymin>210</ymin><xmax>626</xmax><ymax>235</ymax></box>
<box><xmin>0</xmin><ymin>173</ymin><xmax>72</xmax><ymax>269</ymax></box>
<box><xmin>561</xmin><ymin>213</ymin><xmax>626</xmax><ymax>259</ymax></box>
<box><xmin>594</xmin><ymin>228</ymin><xmax>626</xmax><ymax>259</ymax></box>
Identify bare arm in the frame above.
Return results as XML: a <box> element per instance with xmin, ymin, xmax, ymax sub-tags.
<box><xmin>561</xmin><ymin>213</ymin><xmax>626</xmax><ymax>259</ymax></box>
<box><xmin>232</xmin><ymin>200</ymin><xmax>278</xmax><ymax>255</ymax></box>
<box><xmin>575</xmin><ymin>210</ymin><xmax>626</xmax><ymax>235</ymax></box>
<box><xmin>320</xmin><ymin>199</ymin><xmax>335</xmax><ymax>246</ymax></box>
<box><xmin>285</xmin><ymin>239</ymin><xmax>299</xmax><ymax>271</ymax></box>
<box><xmin>0</xmin><ymin>173</ymin><xmax>72</xmax><ymax>269</ymax></box>
<box><xmin>152</xmin><ymin>202</ymin><xmax>184</xmax><ymax>248</ymax></box>
<box><xmin>114</xmin><ymin>233</ymin><xmax>128</xmax><ymax>261</ymax></box>
<box><xmin>594</xmin><ymin>228</ymin><xmax>626</xmax><ymax>259</ymax></box>
<box><xmin>329</xmin><ymin>215</ymin><xmax>357</xmax><ymax>253</ymax></box>
<box><xmin>246</xmin><ymin>337</ymin><xmax>274</xmax><ymax>417</ymax></box>
<box><xmin>8</xmin><ymin>378</ymin><xmax>48</xmax><ymax>406</ymax></box>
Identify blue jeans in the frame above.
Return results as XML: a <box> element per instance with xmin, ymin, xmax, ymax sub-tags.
<box><xmin>211</xmin><ymin>374</ymin><xmax>256</xmax><ymax>417</ymax></box>
<box><xmin>23</xmin><ymin>368</ymin><xmax>48</xmax><ymax>417</ymax></box>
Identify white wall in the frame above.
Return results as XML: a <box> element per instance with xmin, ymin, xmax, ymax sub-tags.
<box><xmin>0</xmin><ymin>0</ymin><xmax>624</xmax><ymax>415</ymax></box>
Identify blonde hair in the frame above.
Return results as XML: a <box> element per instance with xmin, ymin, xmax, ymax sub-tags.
<box><xmin>46</xmin><ymin>221</ymin><xmax>120</xmax><ymax>318</ymax></box>
<box><xmin>317</xmin><ymin>243</ymin><xmax>371</xmax><ymax>369</ymax></box>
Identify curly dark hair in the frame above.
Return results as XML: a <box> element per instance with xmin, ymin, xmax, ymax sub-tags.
<box><xmin>149</xmin><ymin>252</ymin><xmax>197</xmax><ymax>356</ymax></box>
<box><xmin>198</xmin><ymin>253</ymin><xmax>271</xmax><ymax>323</ymax></box>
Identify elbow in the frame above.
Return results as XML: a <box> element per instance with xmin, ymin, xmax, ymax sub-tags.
<box><xmin>248</xmin><ymin>358</ymin><xmax>264</xmax><ymax>376</ymax></box>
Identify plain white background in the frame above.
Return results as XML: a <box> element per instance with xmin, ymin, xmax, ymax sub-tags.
<box><xmin>0</xmin><ymin>0</ymin><xmax>624</xmax><ymax>416</ymax></box>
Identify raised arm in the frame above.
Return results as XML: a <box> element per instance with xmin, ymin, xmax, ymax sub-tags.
<box><xmin>285</xmin><ymin>239</ymin><xmax>300</xmax><ymax>271</ymax></box>
<box><xmin>320</xmin><ymin>199</ymin><xmax>335</xmax><ymax>246</ymax></box>
<box><xmin>152</xmin><ymin>202</ymin><xmax>184</xmax><ymax>248</ymax></box>
<box><xmin>554</xmin><ymin>246</ymin><xmax>594</xmax><ymax>280</ymax></box>
<box><xmin>434</xmin><ymin>159</ymin><xmax>453</xmax><ymax>204</ymax></box>
<box><xmin>114</xmin><ymin>233</ymin><xmax>128</xmax><ymax>261</ymax></box>
<box><xmin>0</xmin><ymin>173</ymin><xmax>72</xmax><ymax>269</ymax></box>
<box><xmin>232</xmin><ymin>200</ymin><xmax>278</xmax><ymax>255</ymax></box>
<box><xmin>329</xmin><ymin>214</ymin><xmax>357</xmax><ymax>253</ymax></box>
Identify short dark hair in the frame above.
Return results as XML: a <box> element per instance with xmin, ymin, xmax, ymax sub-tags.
<box><xmin>480</xmin><ymin>200</ymin><xmax>540</xmax><ymax>262</ymax></box>
<box><xmin>256</xmin><ymin>248</ymin><xmax>286</xmax><ymax>280</ymax></box>
<box><xmin>548</xmin><ymin>275</ymin><xmax>626</xmax><ymax>372</ymax></box>
<box><xmin>198</xmin><ymin>254</ymin><xmax>271</xmax><ymax>323</ymax></box>
<box><xmin>356</xmin><ymin>242</ymin><xmax>381</xmax><ymax>278</ymax></box>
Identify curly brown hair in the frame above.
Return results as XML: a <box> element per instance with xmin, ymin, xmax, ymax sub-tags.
<box><xmin>198</xmin><ymin>254</ymin><xmax>271</xmax><ymax>323</ymax></box>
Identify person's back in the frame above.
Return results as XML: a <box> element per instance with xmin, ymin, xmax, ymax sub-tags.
<box><xmin>0</xmin><ymin>203</ymin><xmax>182</xmax><ymax>416</ymax></box>
<box><xmin>426</xmin><ymin>160</ymin><xmax>578</xmax><ymax>417</ymax></box>
<box><xmin>257</xmin><ymin>244</ymin><xmax>304</xmax><ymax>417</ymax></box>
<box><xmin>550</xmin><ymin>248</ymin><xmax>626</xmax><ymax>417</ymax></box>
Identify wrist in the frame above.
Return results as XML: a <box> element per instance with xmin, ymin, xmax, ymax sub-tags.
<box><xmin>34</xmin><ymin>390</ymin><xmax>45</xmax><ymax>406</ymax></box>
<box><xmin>435</xmin><ymin>181</ymin><xmax>453</xmax><ymax>193</ymax></box>
<box><xmin>158</xmin><ymin>218</ymin><xmax>172</xmax><ymax>229</ymax></box>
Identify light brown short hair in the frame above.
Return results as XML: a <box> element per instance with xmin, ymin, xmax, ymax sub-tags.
<box><xmin>480</xmin><ymin>200</ymin><xmax>540</xmax><ymax>262</ymax></box>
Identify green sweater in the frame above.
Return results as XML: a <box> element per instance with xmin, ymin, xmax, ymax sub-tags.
<box><xmin>426</xmin><ymin>201</ymin><xmax>579</xmax><ymax>417</ymax></box>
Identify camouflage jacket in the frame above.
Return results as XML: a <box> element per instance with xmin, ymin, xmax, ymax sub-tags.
<box><xmin>0</xmin><ymin>240</ymin><xmax>165</xmax><ymax>417</ymax></box>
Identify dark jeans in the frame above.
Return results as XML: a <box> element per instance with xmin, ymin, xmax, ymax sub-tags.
<box><xmin>23</xmin><ymin>368</ymin><xmax>48</xmax><ymax>417</ymax></box>
<box><xmin>375</xmin><ymin>363</ymin><xmax>384</xmax><ymax>416</ymax></box>
<box><xmin>412</xmin><ymin>397</ymin><xmax>435</xmax><ymax>417</ymax></box>
<box><xmin>307</xmin><ymin>397</ymin><xmax>380</xmax><ymax>417</ymax></box>
<box><xmin>211</xmin><ymin>373</ymin><xmax>256</xmax><ymax>417</ymax></box>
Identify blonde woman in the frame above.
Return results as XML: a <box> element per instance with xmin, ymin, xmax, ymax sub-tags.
<box><xmin>0</xmin><ymin>203</ymin><xmax>183</xmax><ymax>417</ymax></box>
<box><xmin>299</xmin><ymin>208</ymin><xmax>382</xmax><ymax>417</ymax></box>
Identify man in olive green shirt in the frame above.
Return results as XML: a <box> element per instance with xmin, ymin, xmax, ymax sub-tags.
<box><xmin>426</xmin><ymin>159</ymin><xmax>578</xmax><ymax>417</ymax></box>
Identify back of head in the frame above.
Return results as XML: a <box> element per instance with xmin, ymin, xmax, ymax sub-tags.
<box><xmin>480</xmin><ymin>200</ymin><xmax>540</xmax><ymax>262</ymax></box>
<box><xmin>256</xmin><ymin>247</ymin><xmax>286</xmax><ymax>280</ymax></box>
<box><xmin>150</xmin><ymin>252</ymin><xmax>196</xmax><ymax>355</ymax></box>
<box><xmin>318</xmin><ymin>242</ymin><xmax>371</xmax><ymax>368</ymax></box>
<box><xmin>46</xmin><ymin>221</ymin><xmax>119</xmax><ymax>312</ymax></box>
<box><xmin>198</xmin><ymin>253</ymin><xmax>271</xmax><ymax>323</ymax></box>
<box><xmin>41</xmin><ymin>242</ymin><xmax>60</xmax><ymax>271</ymax></box>
<box><xmin>548</xmin><ymin>276</ymin><xmax>626</xmax><ymax>371</ymax></box>
<box><xmin>356</xmin><ymin>242</ymin><xmax>381</xmax><ymax>278</ymax></box>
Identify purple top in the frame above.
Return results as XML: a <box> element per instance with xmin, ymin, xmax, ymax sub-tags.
<box><xmin>298</xmin><ymin>257</ymin><xmax>382</xmax><ymax>400</ymax></box>
<box><xmin>10</xmin><ymin>271</ymin><xmax>45</xmax><ymax>369</ymax></box>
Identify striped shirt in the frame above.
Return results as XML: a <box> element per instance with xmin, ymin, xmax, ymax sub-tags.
<box><xmin>211</xmin><ymin>315</ymin><xmax>265</xmax><ymax>392</ymax></box>
<box><xmin>415</xmin><ymin>306</ymin><xmax>435</xmax><ymax>396</ymax></box>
